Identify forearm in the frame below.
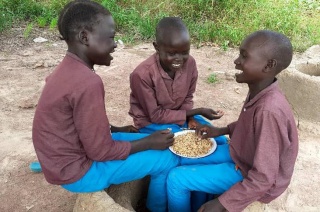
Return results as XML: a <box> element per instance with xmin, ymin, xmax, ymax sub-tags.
<box><xmin>216</xmin><ymin>127</ymin><xmax>230</xmax><ymax>136</ymax></box>
<box><xmin>129</xmin><ymin>137</ymin><xmax>151</xmax><ymax>154</ymax></box>
<box><xmin>150</xmin><ymin>109</ymin><xmax>186</xmax><ymax>125</ymax></box>
<box><xmin>186</xmin><ymin>108</ymin><xmax>201</xmax><ymax>118</ymax></box>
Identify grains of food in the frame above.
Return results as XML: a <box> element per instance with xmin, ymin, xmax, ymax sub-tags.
<box><xmin>172</xmin><ymin>132</ymin><xmax>213</xmax><ymax>157</ymax></box>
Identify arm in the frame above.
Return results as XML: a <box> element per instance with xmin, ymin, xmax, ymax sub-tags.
<box><xmin>111</xmin><ymin>125</ymin><xmax>139</xmax><ymax>133</ymax></box>
<box><xmin>180</xmin><ymin>59</ymin><xmax>197</xmax><ymax>111</ymax></box>
<box><xmin>195</xmin><ymin>124</ymin><xmax>230</xmax><ymax>138</ymax></box>
<box><xmin>227</xmin><ymin>121</ymin><xmax>238</xmax><ymax>137</ymax></box>
<box><xmin>130</xmin><ymin>70</ymin><xmax>186</xmax><ymax>125</ymax></box>
<box><xmin>219</xmin><ymin>111</ymin><xmax>285</xmax><ymax>211</ymax></box>
<box><xmin>129</xmin><ymin>129</ymin><xmax>174</xmax><ymax>154</ymax></box>
<box><xmin>73</xmin><ymin>78</ymin><xmax>131</xmax><ymax>161</ymax></box>
<box><xmin>74</xmin><ymin>79</ymin><xmax>175</xmax><ymax>160</ymax></box>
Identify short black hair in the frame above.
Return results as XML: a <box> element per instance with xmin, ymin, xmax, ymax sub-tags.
<box><xmin>58</xmin><ymin>0</ymin><xmax>111</xmax><ymax>42</ymax></box>
<box><xmin>249</xmin><ymin>30</ymin><xmax>293</xmax><ymax>73</ymax></box>
<box><xmin>155</xmin><ymin>17</ymin><xmax>189</xmax><ymax>44</ymax></box>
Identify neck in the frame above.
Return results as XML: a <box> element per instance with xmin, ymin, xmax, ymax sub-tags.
<box><xmin>248</xmin><ymin>78</ymin><xmax>275</xmax><ymax>99</ymax></box>
<box><xmin>68</xmin><ymin>45</ymin><xmax>93</xmax><ymax>70</ymax></box>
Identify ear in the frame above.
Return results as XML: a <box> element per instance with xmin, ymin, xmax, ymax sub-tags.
<box><xmin>153</xmin><ymin>41</ymin><xmax>159</xmax><ymax>52</ymax></box>
<box><xmin>78</xmin><ymin>30</ymin><xmax>89</xmax><ymax>46</ymax></box>
<box><xmin>263</xmin><ymin>59</ymin><xmax>277</xmax><ymax>73</ymax></box>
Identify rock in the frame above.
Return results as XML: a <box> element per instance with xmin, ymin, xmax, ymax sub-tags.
<box><xmin>33</xmin><ymin>37</ymin><xmax>48</xmax><ymax>43</ymax></box>
<box><xmin>34</xmin><ymin>61</ymin><xmax>44</xmax><ymax>68</ymax></box>
<box><xmin>18</xmin><ymin>98</ymin><xmax>37</xmax><ymax>109</ymax></box>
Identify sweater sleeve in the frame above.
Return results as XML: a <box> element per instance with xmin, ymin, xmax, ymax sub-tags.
<box><xmin>180</xmin><ymin>59</ymin><xmax>197</xmax><ymax>111</ymax></box>
<box><xmin>72</xmin><ymin>77</ymin><xmax>131</xmax><ymax>161</ymax></box>
<box><xmin>227</xmin><ymin>121</ymin><xmax>238</xmax><ymax>137</ymax></box>
<box><xmin>219</xmin><ymin>111</ymin><xmax>286</xmax><ymax>211</ymax></box>
<box><xmin>130</xmin><ymin>70</ymin><xmax>186</xmax><ymax>125</ymax></box>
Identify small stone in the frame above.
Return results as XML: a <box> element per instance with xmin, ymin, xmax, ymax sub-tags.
<box><xmin>33</xmin><ymin>37</ymin><xmax>48</xmax><ymax>43</ymax></box>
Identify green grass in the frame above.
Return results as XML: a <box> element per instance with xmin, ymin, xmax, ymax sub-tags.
<box><xmin>0</xmin><ymin>0</ymin><xmax>319</xmax><ymax>51</ymax></box>
<box><xmin>207</xmin><ymin>73</ymin><xmax>218</xmax><ymax>84</ymax></box>
<box><xmin>23</xmin><ymin>23</ymin><xmax>33</xmax><ymax>38</ymax></box>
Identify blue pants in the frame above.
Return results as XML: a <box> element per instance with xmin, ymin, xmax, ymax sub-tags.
<box><xmin>139</xmin><ymin>115</ymin><xmax>228</xmax><ymax>210</ymax></box>
<box><xmin>139</xmin><ymin>115</ymin><xmax>228</xmax><ymax>145</ymax></box>
<box><xmin>62</xmin><ymin>133</ymin><xmax>179</xmax><ymax>212</ymax></box>
<box><xmin>167</xmin><ymin>144</ymin><xmax>244</xmax><ymax>212</ymax></box>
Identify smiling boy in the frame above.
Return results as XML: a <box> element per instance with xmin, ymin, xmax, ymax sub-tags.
<box><xmin>167</xmin><ymin>30</ymin><xmax>299</xmax><ymax>212</ymax></box>
<box><xmin>32</xmin><ymin>1</ymin><xmax>179</xmax><ymax>211</ymax></box>
<box><xmin>129</xmin><ymin>17</ymin><xmax>226</xmax><ymax>140</ymax></box>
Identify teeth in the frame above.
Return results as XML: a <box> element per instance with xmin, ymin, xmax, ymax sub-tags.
<box><xmin>172</xmin><ymin>64</ymin><xmax>181</xmax><ymax>68</ymax></box>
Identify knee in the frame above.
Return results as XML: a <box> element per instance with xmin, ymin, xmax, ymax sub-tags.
<box><xmin>163</xmin><ymin>150</ymin><xmax>180</xmax><ymax>168</ymax></box>
<box><xmin>167</xmin><ymin>167</ymin><xmax>186</xmax><ymax>189</ymax></box>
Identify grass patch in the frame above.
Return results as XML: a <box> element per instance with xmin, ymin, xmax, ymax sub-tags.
<box><xmin>207</xmin><ymin>73</ymin><xmax>218</xmax><ymax>84</ymax></box>
<box><xmin>23</xmin><ymin>23</ymin><xmax>33</xmax><ymax>38</ymax></box>
<box><xmin>0</xmin><ymin>0</ymin><xmax>319</xmax><ymax>51</ymax></box>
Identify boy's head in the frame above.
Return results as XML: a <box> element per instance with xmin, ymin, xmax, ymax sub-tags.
<box><xmin>234</xmin><ymin>30</ymin><xmax>293</xmax><ymax>84</ymax></box>
<box><xmin>153</xmin><ymin>17</ymin><xmax>190</xmax><ymax>73</ymax></box>
<box><xmin>58</xmin><ymin>0</ymin><xmax>117</xmax><ymax>67</ymax></box>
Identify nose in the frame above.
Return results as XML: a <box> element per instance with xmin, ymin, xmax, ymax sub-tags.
<box><xmin>114</xmin><ymin>41</ymin><xmax>117</xmax><ymax>49</ymax></box>
<box><xmin>234</xmin><ymin>57</ymin><xmax>240</xmax><ymax>65</ymax></box>
<box><xmin>173</xmin><ymin>53</ymin><xmax>184</xmax><ymax>61</ymax></box>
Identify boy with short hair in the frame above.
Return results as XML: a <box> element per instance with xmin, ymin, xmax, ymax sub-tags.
<box><xmin>32</xmin><ymin>1</ymin><xmax>179</xmax><ymax>211</ymax></box>
<box><xmin>129</xmin><ymin>17</ymin><xmax>227</xmax><ymax>144</ymax></box>
<box><xmin>167</xmin><ymin>30</ymin><xmax>299</xmax><ymax>212</ymax></box>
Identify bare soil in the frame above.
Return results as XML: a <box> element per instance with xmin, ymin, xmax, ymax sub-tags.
<box><xmin>0</xmin><ymin>27</ymin><xmax>319</xmax><ymax>212</ymax></box>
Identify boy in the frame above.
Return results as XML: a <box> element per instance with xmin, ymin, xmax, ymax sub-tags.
<box><xmin>32</xmin><ymin>1</ymin><xmax>179</xmax><ymax>212</ymax></box>
<box><xmin>167</xmin><ymin>30</ymin><xmax>299</xmax><ymax>212</ymax></box>
<box><xmin>129</xmin><ymin>17</ymin><xmax>227</xmax><ymax>144</ymax></box>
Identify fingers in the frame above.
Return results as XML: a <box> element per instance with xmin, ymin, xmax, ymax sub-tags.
<box><xmin>216</xmin><ymin>110</ymin><xmax>224</xmax><ymax>116</ymax></box>
<box><xmin>211</xmin><ymin>110</ymin><xmax>224</xmax><ymax>119</ymax></box>
<box><xmin>195</xmin><ymin>126</ymin><xmax>208</xmax><ymax>138</ymax></box>
<box><xmin>167</xmin><ymin>137</ymin><xmax>174</xmax><ymax>146</ymax></box>
<box><xmin>159</xmin><ymin>129</ymin><xmax>171</xmax><ymax>134</ymax></box>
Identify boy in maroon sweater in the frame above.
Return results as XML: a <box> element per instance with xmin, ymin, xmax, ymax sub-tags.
<box><xmin>167</xmin><ymin>30</ymin><xmax>299</xmax><ymax>212</ymax></box>
<box><xmin>32</xmin><ymin>1</ymin><xmax>178</xmax><ymax>211</ymax></box>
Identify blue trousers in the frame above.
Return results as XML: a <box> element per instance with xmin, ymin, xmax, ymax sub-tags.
<box><xmin>139</xmin><ymin>115</ymin><xmax>228</xmax><ymax>145</ymax></box>
<box><xmin>167</xmin><ymin>144</ymin><xmax>244</xmax><ymax>212</ymax></box>
<box><xmin>139</xmin><ymin>115</ymin><xmax>229</xmax><ymax>211</ymax></box>
<box><xmin>62</xmin><ymin>133</ymin><xmax>179</xmax><ymax>212</ymax></box>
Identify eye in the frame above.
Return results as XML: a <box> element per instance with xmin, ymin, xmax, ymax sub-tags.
<box><xmin>182</xmin><ymin>51</ymin><xmax>189</xmax><ymax>55</ymax></box>
<box><xmin>240</xmin><ymin>53</ymin><xmax>247</xmax><ymax>59</ymax></box>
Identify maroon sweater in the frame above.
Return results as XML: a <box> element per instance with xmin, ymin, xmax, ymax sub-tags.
<box><xmin>129</xmin><ymin>53</ymin><xmax>198</xmax><ymax>128</ymax></box>
<box><xmin>32</xmin><ymin>52</ymin><xmax>131</xmax><ymax>185</ymax></box>
<box><xmin>219</xmin><ymin>81</ymin><xmax>299</xmax><ymax>211</ymax></box>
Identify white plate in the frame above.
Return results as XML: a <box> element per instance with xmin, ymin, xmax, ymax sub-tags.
<box><xmin>169</xmin><ymin>130</ymin><xmax>217</xmax><ymax>158</ymax></box>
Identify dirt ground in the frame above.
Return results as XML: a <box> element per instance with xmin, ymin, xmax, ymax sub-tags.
<box><xmin>0</xmin><ymin>27</ymin><xmax>319</xmax><ymax>212</ymax></box>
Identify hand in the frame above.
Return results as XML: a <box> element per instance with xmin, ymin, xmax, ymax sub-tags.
<box><xmin>130</xmin><ymin>129</ymin><xmax>174</xmax><ymax>154</ymax></box>
<box><xmin>188</xmin><ymin>118</ymin><xmax>200</xmax><ymax>129</ymax></box>
<box><xmin>199</xmin><ymin>108</ymin><xmax>224</xmax><ymax>120</ymax></box>
<box><xmin>147</xmin><ymin>129</ymin><xmax>174</xmax><ymax>150</ymax></box>
<box><xmin>198</xmin><ymin>198</ymin><xmax>226</xmax><ymax>212</ymax></box>
<box><xmin>112</xmin><ymin>125</ymin><xmax>139</xmax><ymax>133</ymax></box>
<box><xmin>195</xmin><ymin>125</ymin><xmax>221</xmax><ymax>139</ymax></box>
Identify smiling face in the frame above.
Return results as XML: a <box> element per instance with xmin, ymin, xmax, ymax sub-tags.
<box><xmin>86</xmin><ymin>14</ymin><xmax>117</xmax><ymax>67</ymax></box>
<box><xmin>234</xmin><ymin>35</ymin><xmax>271</xmax><ymax>85</ymax></box>
<box><xmin>154</xmin><ymin>29</ymin><xmax>190</xmax><ymax>73</ymax></box>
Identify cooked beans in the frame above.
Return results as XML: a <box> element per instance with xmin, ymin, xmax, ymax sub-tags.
<box><xmin>172</xmin><ymin>132</ymin><xmax>213</xmax><ymax>157</ymax></box>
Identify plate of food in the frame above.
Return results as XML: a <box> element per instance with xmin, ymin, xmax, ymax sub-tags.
<box><xmin>169</xmin><ymin>130</ymin><xmax>217</xmax><ymax>158</ymax></box>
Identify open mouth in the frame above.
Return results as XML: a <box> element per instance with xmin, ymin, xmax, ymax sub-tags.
<box><xmin>234</xmin><ymin>66</ymin><xmax>242</xmax><ymax>76</ymax></box>
<box><xmin>109</xmin><ymin>54</ymin><xmax>113</xmax><ymax>60</ymax></box>
<box><xmin>172</xmin><ymin>63</ymin><xmax>182</xmax><ymax>68</ymax></box>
